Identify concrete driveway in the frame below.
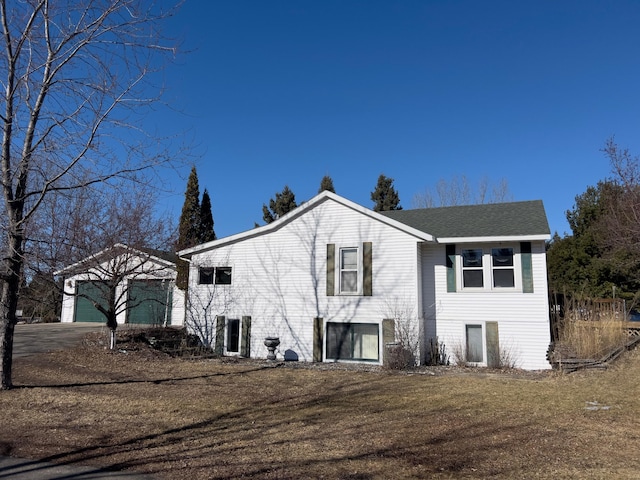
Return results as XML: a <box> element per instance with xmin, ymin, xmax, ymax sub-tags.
<box><xmin>13</xmin><ymin>322</ymin><xmax>106</xmax><ymax>358</ymax></box>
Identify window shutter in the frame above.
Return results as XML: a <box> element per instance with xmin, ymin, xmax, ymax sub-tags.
<box><xmin>313</xmin><ymin>317</ymin><xmax>324</xmax><ymax>362</ymax></box>
<box><xmin>520</xmin><ymin>242</ymin><xmax>533</xmax><ymax>293</ymax></box>
<box><xmin>215</xmin><ymin>315</ymin><xmax>225</xmax><ymax>355</ymax></box>
<box><xmin>382</xmin><ymin>318</ymin><xmax>395</xmax><ymax>345</ymax></box>
<box><xmin>363</xmin><ymin>242</ymin><xmax>372</xmax><ymax>296</ymax></box>
<box><xmin>446</xmin><ymin>244</ymin><xmax>456</xmax><ymax>292</ymax></box>
<box><xmin>486</xmin><ymin>322</ymin><xmax>500</xmax><ymax>368</ymax></box>
<box><xmin>326</xmin><ymin>244</ymin><xmax>335</xmax><ymax>296</ymax></box>
<box><xmin>240</xmin><ymin>316</ymin><xmax>251</xmax><ymax>357</ymax></box>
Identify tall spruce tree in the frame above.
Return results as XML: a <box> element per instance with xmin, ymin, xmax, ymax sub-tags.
<box><xmin>176</xmin><ymin>166</ymin><xmax>202</xmax><ymax>289</ymax></box>
<box><xmin>263</xmin><ymin>185</ymin><xmax>298</xmax><ymax>224</ymax></box>
<box><xmin>371</xmin><ymin>174</ymin><xmax>402</xmax><ymax>211</ymax></box>
<box><xmin>200</xmin><ymin>188</ymin><xmax>216</xmax><ymax>243</ymax></box>
<box><xmin>318</xmin><ymin>175</ymin><xmax>336</xmax><ymax>194</ymax></box>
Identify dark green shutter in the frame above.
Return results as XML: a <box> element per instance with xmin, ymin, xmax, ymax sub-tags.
<box><xmin>215</xmin><ymin>315</ymin><xmax>225</xmax><ymax>355</ymax></box>
<box><xmin>326</xmin><ymin>244</ymin><xmax>335</xmax><ymax>296</ymax></box>
<box><xmin>313</xmin><ymin>317</ymin><xmax>324</xmax><ymax>362</ymax></box>
<box><xmin>520</xmin><ymin>242</ymin><xmax>533</xmax><ymax>293</ymax></box>
<box><xmin>240</xmin><ymin>316</ymin><xmax>251</xmax><ymax>357</ymax></box>
<box><xmin>382</xmin><ymin>318</ymin><xmax>395</xmax><ymax>345</ymax></box>
<box><xmin>486</xmin><ymin>322</ymin><xmax>500</xmax><ymax>368</ymax></box>
<box><xmin>363</xmin><ymin>242</ymin><xmax>372</xmax><ymax>296</ymax></box>
<box><xmin>446</xmin><ymin>244</ymin><xmax>456</xmax><ymax>292</ymax></box>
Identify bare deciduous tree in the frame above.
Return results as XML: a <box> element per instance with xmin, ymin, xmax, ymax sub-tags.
<box><xmin>412</xmin><ymin>175</ymin><xmax>513</xmax><ymax>208</ymax></box>
<box><xmin>56</xmin><ymin>243</ymin><xmax>177</xmax><ymax>350</ymax></box>
<box><xmin>0</xmin><ymin>0</ymin><xmax>182</xmax><ymax>389</ymax></box>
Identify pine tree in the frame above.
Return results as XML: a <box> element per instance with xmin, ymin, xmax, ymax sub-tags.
<box><xmin>263</xmin><ymin>185</ymin><xmax>298</xmax><ymax>224</ymax></box>
<box><xmin>199</xmin><ymin>189</ymin><xmax>216</xmax><ymax>243</ymax></box>
<box><xmin>318</xmin><ymin>175</ymin><xmax>336</xmax><ymax>194</ymax></box>
<box><xmin>371</xmin><ymin>174</ymin><xmax>402</xmax><ymax>212</ymax></box>
<box><xmin>176</xmin><ymin>166</ymin><xmax>201</xmax><ymax>289</ymax></box>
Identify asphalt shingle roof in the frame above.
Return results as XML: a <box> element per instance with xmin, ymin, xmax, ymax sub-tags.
<box><xmin>379</xmin><ymin>200</ymin><xmax>550</xmax><ymax>239</ymax></box>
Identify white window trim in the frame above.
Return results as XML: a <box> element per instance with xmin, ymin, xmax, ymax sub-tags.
<box><xmin>196</xmin><ymin>265</ymin><xmax>234</xmax><ymax>286</ymax></box>
<box><xmin>337</xmin><ymin>246</ymin><xmax>362</xmax><ymax>295</ymax></box>
<box><xmin>324</xmin><ymin>321</ymin><xmax>381</xmax><ymax>363</ymax></box>
<box><xmin>464</xmin><ymin>323</ymin><xmax>486</xmax><ymax>367</ymax></box>
<box><xmin>457</xmin><ymin>244</ymin><xmax>522</xmax><ymax>292</ymax></box>
<box><xmin>224</xmin><ymin>317</ymin><xmax>241</xmax><ymax>355</ymax></box>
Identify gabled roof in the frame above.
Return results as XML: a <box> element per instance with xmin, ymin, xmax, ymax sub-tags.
<box><xmin>179</xmin><ymin>194</ymin><xmax>551</xmax><ymax>259</ymax></box>
<box><xmin>179</xmin><ymin>191</ymin><xmax>435</xmax><ymax>258</ymax></box>
<box><xmin>380</xmin><ymin>200</ymin><xmax>550</xmax><ymax>242</ymax></box>
<box><xmin>54</xmin><ymin>243</ymin><xmax>178</xmax><ymax>277</ymax></box>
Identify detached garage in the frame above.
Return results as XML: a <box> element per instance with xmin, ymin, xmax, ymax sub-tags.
<box><xmin>57</xmin><ymin>244</ymin><xmax>185</xmax><ymax>327</ymax></box>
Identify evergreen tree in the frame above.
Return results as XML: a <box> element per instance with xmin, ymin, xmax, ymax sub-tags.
<box><xmin>371</xmin><ymin>174</ymin><xmax>402</xmax><ymax>212</ymax></box>
<box><xmin>263</xmin><ymin>185</ymin><xmax>297</xmax><ymax>224</ymax></box>
<box><xmin>199</xmin><ymin>188</ymin><xmax>216</xmax><ymax>243</ymax></box>
<box><xmin>318</xmin><ymin>175</ymin><xmax>336</xmax><ymax>194</ymax></box>
<box><xmin>176</xmin><ymin>166</ymin><xmax>201</xmax><ymax>289</ymax></box>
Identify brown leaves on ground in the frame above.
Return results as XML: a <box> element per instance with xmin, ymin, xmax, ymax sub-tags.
<box><xmin>1</xmin><ymin>336</ymin><xmax>640</xmax><ymax>479</ymax></box>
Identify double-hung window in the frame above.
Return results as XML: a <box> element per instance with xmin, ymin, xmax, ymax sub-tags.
<box><xmin>462</xmin><ymin>249</ymin><xmax>484</xmax><ymax>288</ymax></box>
<box><xmin>340</xmin><ymin>248</ymin><xmax>358</xmax><ymax>294</ymax></box>
<box><xmin>492</xmin><ymin>248</ymin><xmax>514</xmax><ymax>288</ymax></box>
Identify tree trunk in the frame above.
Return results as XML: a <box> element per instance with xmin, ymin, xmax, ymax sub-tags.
<box><xmin>0</xmin><ymin>240</ymin><xmax>23</xmax><ymax>390</ymax></box>
<box><xmin>0</xmin><ymin>307</ymin><xmax>16</xmax><ymax>390</ymax></box>
<box><xmin>109</xmin><ymin>329</ymin><xmax>117</xmax><ymax>350</ymax></box>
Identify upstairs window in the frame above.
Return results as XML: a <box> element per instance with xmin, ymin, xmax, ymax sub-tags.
<box><xmin>339</xmin><ymin>248</ymin><xmax>358</xmax><ymax>294</ymax></box>
<box><xmin>198</xmin><ymin>268</ymin><xmax>215</xmax><ymax>285</ymax></box>
<box><xmin>492</xmin><ymin>248</ymin><xmax>514</xmax><ymax>287</ymax></box>
<box><xmin>198</xmin><ymin>266</ymin><xmax>233</xmax><ymax>285</ymax></box>
<box><xmin>462</xmin><ymin>249</ymin><xmax>484</xmax><ymax>288</ymax></box>
<box><xmin>215</xmin><ymin>267</ymin><xmax>233</xmax><ymax>285</ymax></box>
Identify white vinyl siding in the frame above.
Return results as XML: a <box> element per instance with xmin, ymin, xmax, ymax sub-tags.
<box><xmin>427</xmin><ymin>241</ymin><xmax>551</xmax><ymax>370</ymax></box>
<box><xmin>186</xmin><ymin>198</ymin><xmax>422</xmax><ymax>365</ymax></box>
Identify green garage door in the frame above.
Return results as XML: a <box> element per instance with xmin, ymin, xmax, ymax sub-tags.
<box><xmin>75</xmin><ymin>281</ymin><xmax>110</xmax><ymax>323</ymax></box>
<box><xmin>127</xmin><ymin>279</ymin><xmax>173</xmax><ymax>325</ymax></box>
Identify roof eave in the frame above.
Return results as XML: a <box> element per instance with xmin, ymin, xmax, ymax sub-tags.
<box><xmin>436</xmin><ymin>233</ymin><xmax>551</xmax><ymax>243</ymax></box>
<box><xmin>178</xmin><ymin>191</ymin><xmax>436</xmax><ymax>259</ymax></box>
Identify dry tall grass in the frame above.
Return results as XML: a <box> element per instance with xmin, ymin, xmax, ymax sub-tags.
<box><xmin>559</xmin><ymin>311</ymin><xmax>627</xmax><ymax>359</ymax></box>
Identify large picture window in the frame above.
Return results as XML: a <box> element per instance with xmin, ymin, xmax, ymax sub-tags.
<box><xmin>326</xmin><ymin>322</ymin><xmax>379</xmax><ymax>361</ymax></box>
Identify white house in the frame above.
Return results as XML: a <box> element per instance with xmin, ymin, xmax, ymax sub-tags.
<box><xmin>57</xmin><ymin>244</ymin><xmax>185</xmax><ymax>327</ymax></box>
<box><xmin>179</xmin><ymin>191</ymin><xmax>551</xmax><ymax>370</ymax></box>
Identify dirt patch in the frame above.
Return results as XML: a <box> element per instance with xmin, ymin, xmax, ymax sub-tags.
<box><xmin>2</xmin><ymin>330</ymin><xmax>640</xmax><ymax>479</ymax></box>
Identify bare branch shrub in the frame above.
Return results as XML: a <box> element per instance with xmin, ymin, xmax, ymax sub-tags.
<box><xmin>425</xmin><ymin>337</ymin><xmax>449</xmax><ymax>366</ymax></box>
<box><xmin>449</xmin><ymin>340</ymin><xmax>468</xmax><ymax>368</ymax></box>
<box><xmin>380</xmin><ymin>297</ymin><xmax>420</xmax><ymax>369</ymax></box>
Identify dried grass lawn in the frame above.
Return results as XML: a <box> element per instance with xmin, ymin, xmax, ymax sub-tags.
<box><xmin>2</xmin><ymin>334</ymin><xmax>640</xmax><ymax>479</ymax></box>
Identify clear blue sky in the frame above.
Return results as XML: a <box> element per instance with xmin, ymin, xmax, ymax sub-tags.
<box><xmin>155</xmin><ymin>0</ymin><xmax>640</xmax><ymax>239</ymax></box>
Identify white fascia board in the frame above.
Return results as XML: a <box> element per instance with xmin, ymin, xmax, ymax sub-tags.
<box><xmin>54</xmin><ymin>243</ymin><xmax>175</xmax><ymax>276</ymax></box>
<box><xmin>179</xmin><ymin>191</ymin><xmax>435</xmax><ymax>259</ymax></box>
<box><xmin>436</xmin><ymin>234</ymin><xmax>551</xmax><ymax>244</ymax></box>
